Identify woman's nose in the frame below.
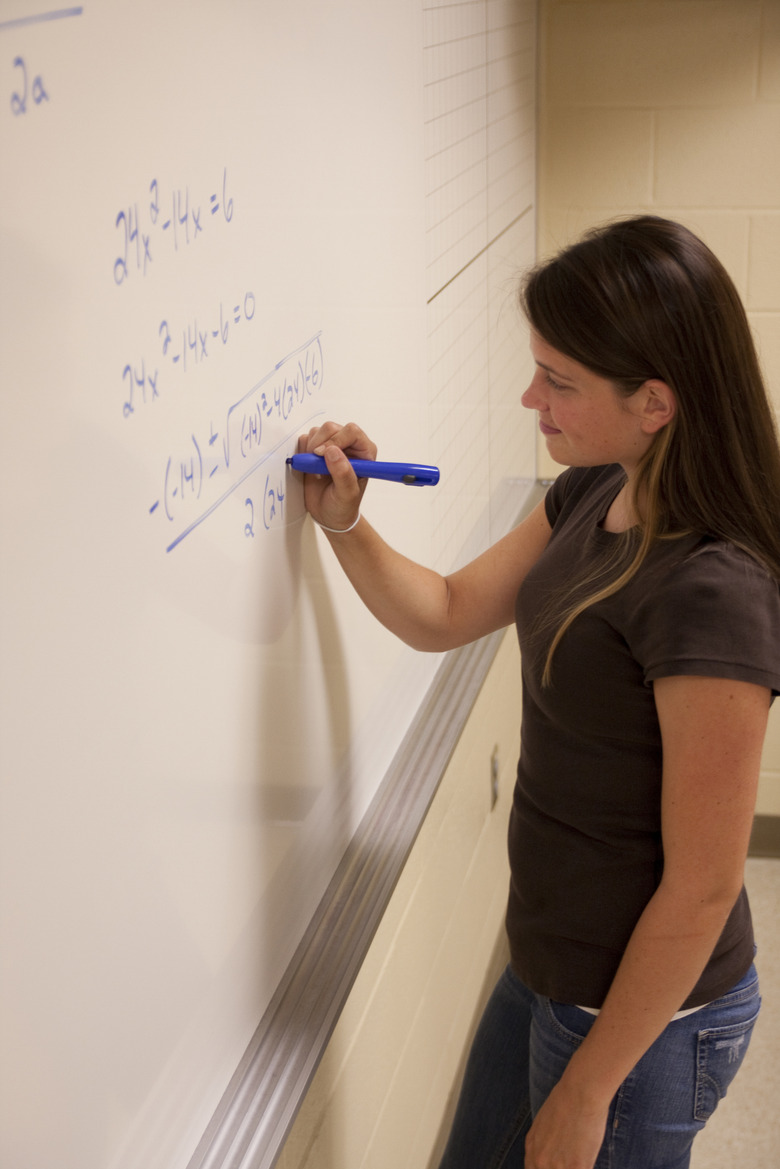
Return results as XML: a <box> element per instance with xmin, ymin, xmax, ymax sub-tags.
<box><xmin>521</xmin><ymin>379</ymin><xmax>544</xmax><ymax>410</ymax></box>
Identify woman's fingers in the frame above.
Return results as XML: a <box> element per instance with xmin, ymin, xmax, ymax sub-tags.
<box><xmin>295</xmin><ymin>421</ymin><xmax>373</xmax><ymax>530</ymax></box>
<box><xmin>302</xmin><ymin>421</ymin><xmax>378</xmax><ymax>462</ymax></box>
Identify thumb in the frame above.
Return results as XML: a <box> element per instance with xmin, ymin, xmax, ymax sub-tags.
<box><xmin>320</xmin><ymin>444</ymin><xmax>364</xmax><ymax>513</ymax></box>
<box><xmin>321</xmin><ymin>444</ymin><xmax>353</xmax><ymax>483</ymax></box>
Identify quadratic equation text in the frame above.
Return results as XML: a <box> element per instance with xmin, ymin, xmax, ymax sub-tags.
<box><xmin>149</xmin><ymin>333</ymin><xmax>324</xmax><ymax>552</ymax></box>
<box><xmin>113</xmin><ymin>168</ymin><xmax>234</xmax><ymax>285</ymax></box>
<box><xmin>122</xmin><ymin>290</ymin><xmax>256</xmax><ymax>417</ymax></box>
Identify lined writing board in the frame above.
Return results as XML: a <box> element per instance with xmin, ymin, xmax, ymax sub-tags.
<box><xmin>0</xmin><ymin>3</ymin><xmax>536</xmax><ymax>1167</ymax></box>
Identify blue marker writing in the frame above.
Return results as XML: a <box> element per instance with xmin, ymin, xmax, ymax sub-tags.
<box><xmin>287</xmin><ymin>453</ymin><xmax>439</xmax><ymax>486</ymax></box>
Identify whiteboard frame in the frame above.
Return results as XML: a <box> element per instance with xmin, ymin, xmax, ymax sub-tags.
<box><xmin>187</xmin><ymin>481</ymin><xmax>545</xmax><ymax>1169</ymax></box>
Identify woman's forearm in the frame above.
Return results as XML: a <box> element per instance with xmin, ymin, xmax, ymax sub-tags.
<box><xmin>298</xmin><ymin>424</ymin><xmax>552</xmax><ymax>650</ymax></box>
<box><xmin>320</xmin><ymin>516</ymin><xmax>459</xmax><ymax>651</ymax></box>
<box><xmin>318</xmin><ymin>496</ymin><xmax>553</xmax><ymax>652</ymax></box>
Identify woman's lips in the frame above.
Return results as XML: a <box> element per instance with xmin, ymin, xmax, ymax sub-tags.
<box><xmin>539</xmin><ymin>419</ymin><xmax>562</xmax><ymax>435</ymax></box>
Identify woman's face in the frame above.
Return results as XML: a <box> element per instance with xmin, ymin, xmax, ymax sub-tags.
<box><xmin>522</xmin><ymin>333</ymin><xmax>656</xmax><ymax>474</ymax></box>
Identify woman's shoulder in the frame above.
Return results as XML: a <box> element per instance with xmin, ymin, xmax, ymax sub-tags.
<box><xmin>544</xmin><ymin>464</ymin><xmax>622</xmax><ymax>527</ymax></box>
<box><xmin>666</xmin><ymin>534</ymin><xmax>779</xmax><ymax>595</ymax></box>
<box><xmin>632</xmin><ymin>536</ymin><xmax>780</xmax><ymax>694</ymax></box>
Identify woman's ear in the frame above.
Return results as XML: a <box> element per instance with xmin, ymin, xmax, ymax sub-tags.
<box><xmin>638</xmin><ymin>379</ymin><xmax>676</xmax><ymax>435</ymax></box>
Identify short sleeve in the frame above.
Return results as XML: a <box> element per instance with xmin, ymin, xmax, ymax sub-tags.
<box><xmin>544</xmin><ymin>465</ymin><xmax>615</xmax><ymax>528</ymax></box>
<box><xmin>544</xmin><ymin>470</ymin><xmax>573</xmax><ymax>526</ymax></box>
<box><xmin>631</xmin><ymin>543</ymin><xmax>780</xmax><ymax>696</ymax></box>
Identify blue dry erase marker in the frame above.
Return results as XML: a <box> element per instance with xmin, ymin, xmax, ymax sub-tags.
<box><xmin>287</xmin><ymin>453</ymin><xmax>439</xmax><ymax>486</ymax></box>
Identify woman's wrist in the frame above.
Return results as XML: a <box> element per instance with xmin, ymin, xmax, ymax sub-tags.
<box><xmin>558</xmin><ymin>1049</ymin><xmax>619</xmax><ymax>1112</ymax></box>
<box><xmin>315</xmin><ymin>512</ymin><xmax>361</xmax><ymax>534</ymax></box>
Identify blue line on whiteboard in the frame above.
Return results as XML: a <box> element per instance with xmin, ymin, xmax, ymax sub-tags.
<box><xmin>165</xmin><ymin>413</ymin><xmax>324</xmax><ymax>553</ymax></box>
<box><xmin>0</xmin><ymin>7</ymin><xmax>83</xmax><ymax>31</ymax></box>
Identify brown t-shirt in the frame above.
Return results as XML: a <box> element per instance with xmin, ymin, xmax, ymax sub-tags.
<box><xmin>507</xmin><ymin>464</ymin><xmax>780</xmax><ymax>1008</ymax></box>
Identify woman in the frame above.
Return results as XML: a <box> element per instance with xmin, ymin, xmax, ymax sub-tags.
<box><xmin>295</xmin><ymin>217</ymin><xmax>780</xmax><ymax>1168</ymax></box>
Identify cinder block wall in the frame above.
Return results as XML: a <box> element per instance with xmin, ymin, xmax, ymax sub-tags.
<box><xmin>538</xmin><ymin>0</ymin><xmax>780</xmax><ymax>815</ymax></box>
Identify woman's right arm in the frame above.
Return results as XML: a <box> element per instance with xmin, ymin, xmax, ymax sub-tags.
<box><xmin>297</xmin><ymin>422</ymin><xmax>552</xmax><ymax>652</ymax></box>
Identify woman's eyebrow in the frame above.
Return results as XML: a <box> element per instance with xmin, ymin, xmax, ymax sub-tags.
<box><xmin>535</xmin><ymin>359</ymin><xmax>574</xmax><ymax>382</ymax></box>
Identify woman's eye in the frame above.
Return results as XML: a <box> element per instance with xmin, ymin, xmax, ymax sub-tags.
<box><xmin>544</xmin><ymin>371</ymin><xmax>567</xmax><ymax>391</ymax></box>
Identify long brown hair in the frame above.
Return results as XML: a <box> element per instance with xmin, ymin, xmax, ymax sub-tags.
<box><xmin>520</xmin><ymin>216</ymin><xmax>780</xmax><ymax>683</ymax></box>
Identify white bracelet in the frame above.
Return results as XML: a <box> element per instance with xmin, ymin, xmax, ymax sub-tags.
<box><xmin>316</xmin><ymin>512</ymin><xmax>361</xmax><ymax>534</ymax></box>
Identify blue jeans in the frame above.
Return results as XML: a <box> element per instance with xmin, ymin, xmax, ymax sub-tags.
<box><xmin>437</xmin><ymin>962</ymin><xmax>760</xmax><ymax>1169</ymax></box>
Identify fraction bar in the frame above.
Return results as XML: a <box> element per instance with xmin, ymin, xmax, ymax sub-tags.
<box><xmin>0</xmin><ymin>7</ymin><xmax>84</xmax><ymax>33</ymax></box>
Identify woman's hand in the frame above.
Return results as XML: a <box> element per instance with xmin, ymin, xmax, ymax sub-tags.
<box><xmin>296</xmin><ymin>420</ymin><xmax>377</xmax><ymax>532</ymax></box>
<box><xmin>524</xmin><ymin>1079</ymin><xmax>608</xmax><ymax>1169</ymax></box>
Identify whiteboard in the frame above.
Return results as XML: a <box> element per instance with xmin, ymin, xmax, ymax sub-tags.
<box><xmin>0</xmin><ymin>4</ymin><xmax>537</xmax><ymax>1168</ymax></box>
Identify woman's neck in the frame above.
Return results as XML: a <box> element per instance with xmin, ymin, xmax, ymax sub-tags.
<box><xmin>602</xmin><ymin>475</ymin><xmax>641</xmax><ymax>533</ymax></box>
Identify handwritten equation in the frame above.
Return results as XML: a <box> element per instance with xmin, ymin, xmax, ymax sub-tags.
<box><xmin>150</xmin><ymin>333</ymin><xmax>324</xmax><ymax>552</ymax></box>
<box><xmin>113</xmin><ymin>169</ymin><xmax>234</xmax><ymax>285</ymax></box>
<box><xmin>9</xmin><ymin>56</ymin><xmax>49</xmax><ymax>114</ymax></box>
<box><xmin>4</xmin><ymin>8</ymin><xmax>85</xmax><ymax>114</ymax></box>
<box><xmin>243</xmin><ymin>473</ymin><xmax>288</xmax><ymax>541</ymax></box>
<box><xmin>122</xmin><ymin>290</ymin><xmax>256</xmax><ymax>417</ymax></box>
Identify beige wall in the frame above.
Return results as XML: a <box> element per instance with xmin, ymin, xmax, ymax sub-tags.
<box><xmin>278</xmin><ymin>631</ymin><xmax>520</xmax><ymax>1169</ymax></box>
<box><xmin>538</xmin><ymin>0</ymin><xmax>780</xmax><ymax>813</ymax></box>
